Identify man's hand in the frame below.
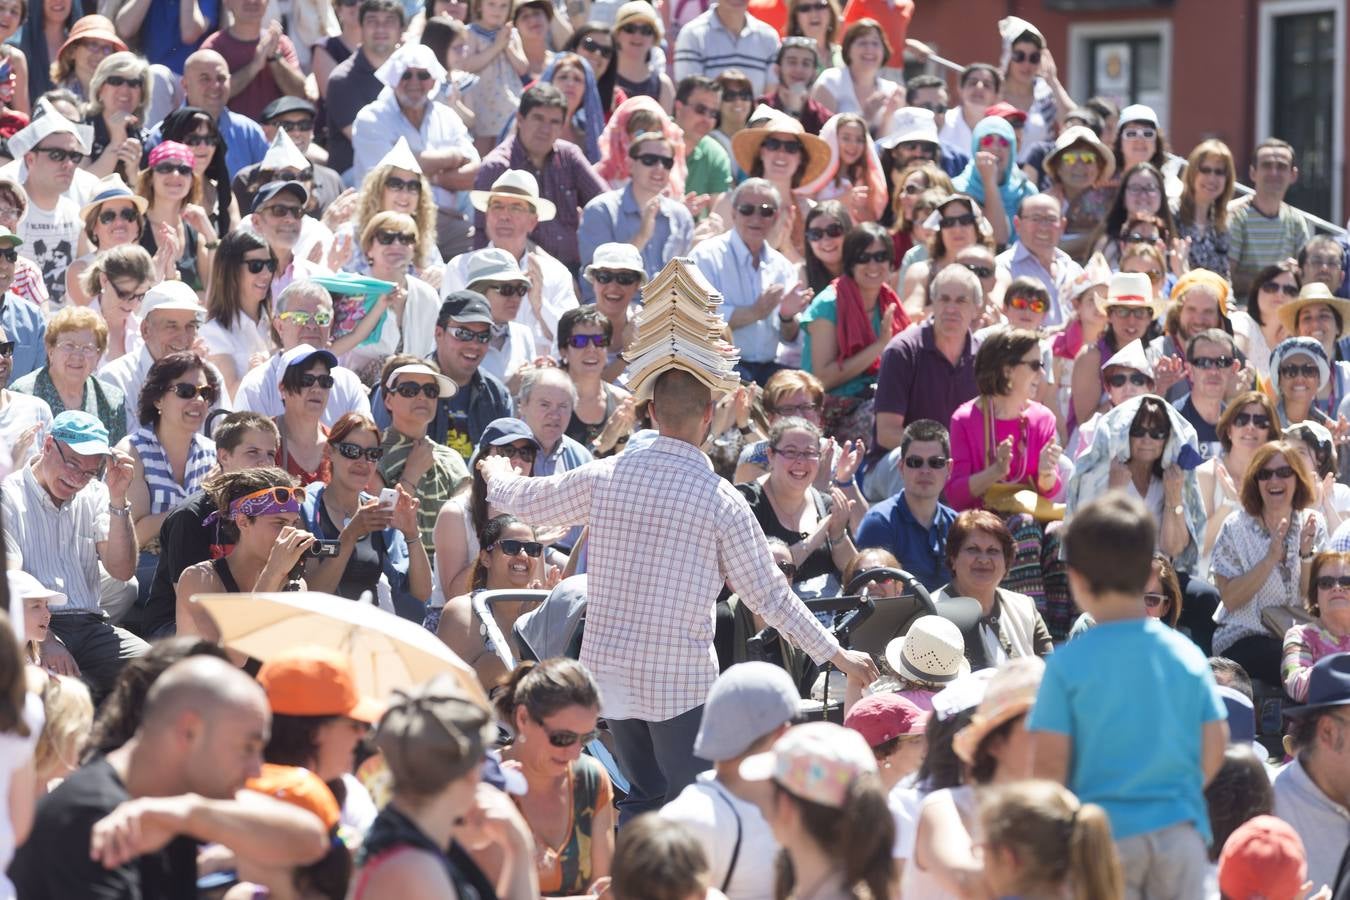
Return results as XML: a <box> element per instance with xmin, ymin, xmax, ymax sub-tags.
<box><xmin>1153</xmin><ymin>354</ymin><xmax>1185</xmax><ymax>395</ymax></box>
<box><xmin>477</xmin><ymin>453</ymin><xmax>515</xmax><ymax>485</ymax></box>
<box><xmin>257</xmin><ymin>20</ymin><xmax>282</xmax><ymax>62</ymax></box>
<box><xmin>91</xmin><ymin>795</ymin><xmax>197</xmax><ymax>869</ymax></box>
<box><xmin>754</xmin><ymin>283</ymin><xmax>787</xmax><ymax>320</ymax></box>
<box><xmin>39</xmin><ymin>635</ymin><xmax>79</xmax><ymax>676</ymax></box>
<box><xmin>831</xmin><ymin>647</ymin><xmax>879</xmax><ymax>685</ymax></box>
<box><xmin>105</xmin><ymin>448</ymin><xmax>136</xmax><ymax>506</ymax></box>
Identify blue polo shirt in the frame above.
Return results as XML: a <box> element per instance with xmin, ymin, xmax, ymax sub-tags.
<box><xmin>1</xmin><ymin>291</ymin><xmax>45</xmax><ymax>382</ymax></box>
<box><xmin>854</xmin><ymin>490</ymin><xmax>956</xmax><ymax>592</ymax></box>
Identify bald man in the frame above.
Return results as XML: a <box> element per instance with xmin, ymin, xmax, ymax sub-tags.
<box><xmin>12</xmin><ymin>656</ymin><xmax>328</xmax><ymax>899</ymax></box>
<box><xmin>146</xmin><ymin>50</ymin><xmax>269</xmax><ymax>178</ymax></box>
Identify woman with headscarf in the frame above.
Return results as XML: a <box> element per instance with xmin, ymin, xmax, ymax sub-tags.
<box><xmin>534</xmin><ymin>53</ymin><xmax>604</xmax><ymax>162</ymax></box>
<box><xmin>798</xmin><ymin>112</ymin><xmax>888</xmax><ymax>224</ymax></box>
<box><xmin>1269</xmin><ymin>336</ymin><xmax>1340</xmax><ymax>433</ymax></box>
<box><xmin>1277</xmin><ymin>283</ymin><xmax>1350</xmax><ymax>424</ymax></box>
<box><xmin>996</xmin><ymin>16</ymin><xmax>1071</xmax><ymax>150</ymax></box>
<box><xmin>950</xmin><ymin>115</ymin><xmax>1035</xmax><ymax>248</ymax></box>
<box><xmin>594</xmin><ymin>94</ymin><xmax>687</xmax><ymax>193</ymax></box>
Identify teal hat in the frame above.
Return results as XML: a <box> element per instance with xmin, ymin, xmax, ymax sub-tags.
<box><xmin>308</xmin><ymin>272</ymin><xmax>398</xmax><ymax>297</ymax></box>
<box><xmin>49</xmin><ymin>410</ymin><xmax>110</xmax><ymax>456</ymax></box>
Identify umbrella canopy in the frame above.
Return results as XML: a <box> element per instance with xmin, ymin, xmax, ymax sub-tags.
<box><xmin>191</xmin><ymin>592</ymin><xmax>486</xmax><ymax>706</ymax></box>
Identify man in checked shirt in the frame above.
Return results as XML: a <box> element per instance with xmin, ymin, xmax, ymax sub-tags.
<box><xmin>480</xmin><ymin>369</ymin><xmax>878</xmax><ymax>821</ymax></box>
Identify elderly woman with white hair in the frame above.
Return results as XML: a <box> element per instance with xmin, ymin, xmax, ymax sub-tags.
<box><xmin>80</xmin><ymin>51</ymin><xmax>150</xmax><ymax>181</ymax></box>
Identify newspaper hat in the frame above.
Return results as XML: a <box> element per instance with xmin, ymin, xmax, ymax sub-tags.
<box><xmin>261</xmin><ymin>126</ymin><xmax>311</xmax><ymax>173</ymax></box>
<box><xmin>998</xmin><ymin>15</ymin><xmax>1044</xmax><ymax>69</ymax></box>
<box><xmin>8</xmin><ymin>97</ymin><xmax>92</xmax><ymax>158</ymax></box>
<box><xmin>1100</xmin><ymin>339</ymin><xmax>1155</xmax><ymax>380</ymax></box>
<box><xmin>377</xmin><ymin>136</ymin><xmax>423</xmax><ymax>175</ymax></box>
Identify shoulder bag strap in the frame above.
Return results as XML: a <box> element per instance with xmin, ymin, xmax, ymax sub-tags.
<box><xmin>709</xmin><ymin>784</ymin><xmax>743</xmax><ymax>893</ymax></box>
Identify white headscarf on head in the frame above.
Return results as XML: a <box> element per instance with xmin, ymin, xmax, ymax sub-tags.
<box><xmin>374</xmin><ymin>43</ymin><xmax>448</xmax><ymax>98</ymax></box>
<box><xmin>997</xmin><ymin>16</ymin><xmax>1045</xmax><ymax>70</ymax></box>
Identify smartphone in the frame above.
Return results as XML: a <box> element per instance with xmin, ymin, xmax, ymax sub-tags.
<box><xmin>378</xmin><ymin>487</ymin><xmax>398</xmax><ymax>510</ymax></box>
<box><xmin>308</xmin><ymin>539</ymin><xmax>341</xmax><ymax>558</ymax></box>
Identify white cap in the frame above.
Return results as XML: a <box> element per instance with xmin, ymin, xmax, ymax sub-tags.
<box><xmin>384</xmin><ymin>363</ymin><xmax>455</xmax><ymax>398</ymax></box>
<box><xmin>261</xmin><ymin>126</ymin><xmax>310</xmax><ymax>172</ymax></box>
<box><xmin>583</xmin><ymin>243</ymin><xmax>647</xmax><ymax>281</ymax></box>
<box><xmin>1119</xmin><ymin>104</ymin><xmax>1159</xmax><ymax>127</ymax></box>
<box><xmin>1100</xmin><ymin>339</ymin><xmax>1155</xmax><ymax>380</ymax></box>
<box><xmin>140</xmin><ymin>280</ymin><xmax>203</xmax><ymax>319</ymax></box>
<box><xmin>377</xmin><ymin>136</ymin><xmax>423</xmax><ymax>175</ymax></box>
<box><xmin>7</xmin><ymin>570</ymin><xmax>67</xmax><ymax>606</ymax></box>
<box><xmin>878</xmin><ymin>107</ymin><xmax>939</xmax><ymax>150</ymax></box>
<box><xmin>465</xmin><ymin>247</ymin><xmax>530</xmax><ymax>288</ymax></box>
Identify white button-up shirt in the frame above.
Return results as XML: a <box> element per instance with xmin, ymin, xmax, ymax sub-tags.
<box><xmin>443</xmin><ymin>243</ymin><xmax>579</xmax><ymax>357</ymax></box>
<box><xmin>995</xmin><ymin>241</ymin><xmax>1083</xmax><ymax>329</ymax></box>
<box><xmin>351</xmin><ymin>92</ymin><xmax>478</xmax><ymax>210</ymax></box>
<box><xmin>1273</xmin><ymin>755</ymin><xmax>1350</xmax><ymax>892</ymax></box>
<box><xmin>488</xmin><ymin>436</ymin><xmax>840</xmax><ymax>721</ymax></box>
<box><xmin>690</xmin><ymin>229</ymin><xmax>797</xmax><ymax>364</ymax></box>
<box><xmin>2</xmin><ymin>463</ymin><xmax>110</xmax><ymax>614</ymax></box>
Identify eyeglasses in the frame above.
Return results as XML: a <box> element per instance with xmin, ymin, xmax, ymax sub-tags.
<box><xmin>940</xmin><ymin>213</ymin><xmax>977</xmax><ymax>229</ymax></box>
<box><xmin>392</xmin><ymin>381</ymin><xmax>440</xmax><ymax>399</ymax></box>
<box><xmin>448</xmin><ymin>326</ymin><xmax>492</xmax><ymax>344</ymax></box>
<box><xmin>722</xmin><ymin>90</ymin><xmax>754</xmax><ymax>102</ymax></box>
<box><xmin>592</xmin><ymin>270</ymin><xmax>641</xmax><ymax>286</ymax></box>
<box><xmin>1059</xmin><ymin>150</ymin><xmax>1098</xmax><ymax>166</ymax></box>
<box><xmin>965</xmin><ymin>263</ymin><xmax>995</xmax><ymax>280</ymax></box>
<box><xmin>170</xmin><ymin>382</ymin><xmax>219</xmax><ymax>403</ymax></box>
<box><xmin>1260</xmin><ymin>281</ymin><xmax>1300</xmax><ymax>297</ymax></box>
<box><xmin>1231</xmin><ymin>412</ymin><xmax>1271</xmax><ymax>429</ymax></box>
<box><xmin>619</xmin><ymin>22</ymin><xmax>655</xmax><ymax>36</ymax></box>
<box><xmin>1197</xmin><ymin>164</ymin><xmax>1228</xmax><ymax>178</ymax></box>
<box><xmin>98</xmin><ymin>207</ymin><xmax>139</xmax><ymax>225</ymax></box>
<box><xmin>580</xmin><ymin>36</ymin><xmax>614</xmax><ymax>58</ymax></box>
<box><xmin>1016</xmin><ymin>359</ymin><xmax>1045</xmax><ymax>372</ymax></box>
<box><xmin>1129</xmin><ymin>425</ymin><xmax>1168</xmax><ymax>440</ymax></box>
<box><xmin>1122</xmin><ymin>127</ymin><xmax>1157</xmax><ymax>141</ymax></box>
<box><xmin>806</xmin><ymin>223</ymin><xmax>845</xmax><ymax>241</ymax></box>
<box><xmin>1189</xmin><ymin>355</ymin><xmax>1233</xmax><ymax>370</ymax></box>
<box><xmin>761</xmin><ymin>137</ymin><xmax>803</xmax><ymax>154</ymax></box>
<box><xmin>491</xmin><ymin>538</ymin><xmax>544</xmax><ymax>557</ymax></box>
<box><xmin>1105</xmin><ymin>372</ymin><xmax>1151</xmax><ymax>388</ymax></box>
<box><xmin>855</xmin><ymin>250</ymin><xmax>890</xmax><ymax>265</ymax></box>
<box><xmin>0</xmin><ymin>341</ymin><xmax>11</xmax><ymax>357</ymax></box>
<box><xmin>244</xmin><ymin>258</ymin><xmax>279</xmax><ymax>275</ymax></box>
<box><xmin>1256</xmin><ymin>465</ymin><xmax>1296</xmax><ymax>481</ymax></box>
<box><xmin>736</xmin><ymin>202</ymin><xmax>778</xmax><ymax>218</ymax></box>
<box><xmin>374</xmin><ymin>230</ymin><xmax>417</xmax><ymax>246</ymax></box>
<box><xmin>297</xmin><ymin>372</ymin><xmax>335</xmax><ymax>389</ymax></box>
<box><xmin>1316</xmin><ymin>575</ymin><xmax>1350</xmax><ymax>590</ymax></box>
<box><xmin>1022</xmin><ymin>214</ymin><xmax>1061</xmax><ymax>227</ymax></box>
<box><xmin>1109</xmin><ymin>306</ymin><xmax>1153</xmax><ymax>320</ymax></box>
<box><xmin>533</xmin><ymin>715</ymin><xmax>600</xmax><ymax>748</ymax></box>
<box><xmin>54</xmin><ymin>340</ymin><xmax>99</xmax><ymax>357</ymax></box>
<box><xmin>1125</xmin><ymin>183</ymin><xmax>1161</xmax><ymax>197</ymax></box>
<box><xmin>0</xmin><ymin>248</ymin><xmax>16</xmax><ymax>264</ymax></box>
<box><xmin>53</xmin><ymin>441</ymin><xmax>106</xmax><ymax>480</ymax></box>
<box><xmin>385</xmin><ymin>175</ymin><xmax>422</xmax><ymax>193</ymax></box>
<box><xmin>777</xmin><ymin>560</ymin><xmax>798</xmax><ymax>579</ymax></box>
<box><xmin>333</xmin><ymin>441</ymin><xmax>384</xmax><ymax>461</ymax></box>
<box><xmin>1308</xmin><ymin>255</ymin><xmax>1343</xmax><ymax>269</ymax></box>
<box><xmin>496</xmin><ymin>444</ymin><xmax>538</xmax><ymax>463</ymax></box>
<box><xmin>1143</xmin><ymin>592</ymin><xmax>1167</xmax><ymax>609</ymax></box>
<box><xmin>977</xmin><ymin>134</ymin><xmax>1010</xmax><ymax>150</ymax></box>
<box><xmin>153</xmin><ymin>162</ymin><xmax>194</xmax><ymax>178</ymax></box>
<box><xmin>265</xmin><ymin>204</ymin><xmax>305</xmax><ymax>221</ymax></box>
<box><xmin>1010</xmin><ymin>49</ymin><xmax>1041</xmax><ymax>64</ymax></box>
<box><xmin>32</xmin><ymin>146</ymin><xmax>84</xmax><ymax>164</ymax></box>
<box><xmin>633</xmin><ymin>153</ymin><xmax>675</xmax><ymax>170</ymax></box>
<box><xmin>103</xmin><ymin>74</ymin><xmax>140</xmax><ymax>88</ymax></box>
<box><xmin>400</xmin><ymin>68</ymin><xmax>434</xmax><ymax>82</ymax></box>
<box><xmin>566</xmin><ymin>333</ymin><xmax>610</xmax><ymax>349</ymax></box>
<box><xmin>1279</xmin><ymin>363</ymin><xmax>1321</xmax><ymax>379</ymax></box>
<box><xmin>275</xmin><ymin>118</ymin><xmax>315</xmax><ymax>133</ymax></box>
<box><xmin>485</xmin><ymin>283</ymin><xmax>529</xmax><ymax>297</ymax></box>
<box><xmin>184</xmin><ymin>133</ymin><xmax>218</xmax><ymax>147</ymax></box>
<box><xmin>773</xmin><ymin>401</ymin><xmax>821</xmax><ymax>416</ymax></box>
<box><xmin>904</xmin><ymin>455</ymin><xmax>948</xmax><ymax>469</ymax></box>
<box><xmin>277</xmin><ymin>308</ymin><xmax>333</xmax><ymax>327</ymax></box>
<box><xmin>771</xmin><ymin>446</ymin><xmax>822</xmax><ymax>461</ymax></box>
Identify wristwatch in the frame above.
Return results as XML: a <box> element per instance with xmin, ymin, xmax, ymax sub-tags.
<box><xmin>109</xmin><ymin>502</ymin><xmax>130</xmax><ymax>517</ymax></box>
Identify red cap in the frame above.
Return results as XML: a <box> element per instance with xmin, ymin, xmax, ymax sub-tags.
<box><xmin>258</xmin><ymin>646</ymin><xmax>383</xmax><ymax>723</ymax></box>
<box><xmin>1217</xmin><ymin>815</ymin><xmax>1307</xmax><ymax>900</ymax></box>
<box><xmin>984</xmin><ymin>101</ymin><xmax>1028</xmax><ymax>124</ymax></box>
<box><xmin>843</xmin><ymin>693</ymin><xmax>928</xmax><ymax>748</ymax></box>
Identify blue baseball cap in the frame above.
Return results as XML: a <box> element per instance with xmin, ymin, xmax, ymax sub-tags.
<box><xmin>252</xmin><ymin>180</ymin><xmax>309</xmax><ymax>213</ymax></box>
<box><xmin>48</xmin><ymin>410</ymin><xmax>110</xmax><ymax>456</ymax></box>
<box><xmin>478</xmin><ymin>417</ymin><xmax>539</xmax><ymax>450</ymax></box>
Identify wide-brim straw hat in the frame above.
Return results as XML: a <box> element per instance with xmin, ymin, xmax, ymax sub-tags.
<box><xmin>1045</xmin><ymin>124</ymin><xmax>1115</xmax><ymax>183</ymax></box>
<box><xmin>468</xmin><ymin>169</ymin><xmax>557</xmax><ymax>223</ymax></box>
<box><xmin>1277</xmin><ymin>282</ymin><xmax>1350</xmax><ymax>338</ymax></box>
<box><xmin>731</xmin><ymin>108</ymin><xmax>831</xmax><ymax>188</ymax></box>
<box><xmin>79</xmin><ymin>173</ymin><xmax>147</xmax><ymax>221</ymax></box>
<box><xmin>1102</xmin><ymin>271</ymin><xmax>1162</xmax><ymax>317</ymax></box>
<box><xmin>884</xmin><ymin>615</ymin><xmax>971</xmax><ymax>688</ymax></box>
<box><xmin>952</xmin><ymin>657</ymin><xmax>1044</xmax><ymax>765</ymax></box>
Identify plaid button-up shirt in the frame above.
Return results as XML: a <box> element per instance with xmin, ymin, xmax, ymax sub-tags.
<box><xmin>488</xmin><ymin>435</ymin><xmax>840</xmax><ymax>721</ymax></box>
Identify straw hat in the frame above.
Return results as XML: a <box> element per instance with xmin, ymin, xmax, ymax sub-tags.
<box><xmin>1276</xmin><ymin>282</ymin><xmax>1350</xmax><ymax>338</ymax></box>
<box><xmin>731</xmin><ymin>108</ymin><xmax>831</xmax><ymax>187</ymax></box>
<box><xmin>951</xmin><ymin>657</ymin><xmax>1044</xmax><ymax>765</ymax></box>
<box><xmin>79</xmin><ymin>173</ymin><xmax>147</xmax><ymax>221</ymax></box>
<box><xmin>468</xmin><ymin>170</ymin><xmax>557</xmax><ymax>222</ymax></box>
<box><xmin>1044</xmin><ymin>124</ymin><xmax>1116</xmax><ymax>183</ymax></box>
<box><xmin>884</xmin><ymin>616</ymin><xmax>970</xmax><ymax>687</ymax></box>
<box><xmin>1102</xmin><ymin>271</ymin><xmax>1161</xmax><ymax>317</ymax></box>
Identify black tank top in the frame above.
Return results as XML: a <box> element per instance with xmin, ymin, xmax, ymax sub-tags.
<box><xmin>211</xmin><ymin>557</ymin><xmax>242</xmax><ymax>593</ymax></box>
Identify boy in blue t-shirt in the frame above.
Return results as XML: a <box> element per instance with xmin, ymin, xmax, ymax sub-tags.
<box><xmin>1028</xmin><ymin>491</ymin><xmax>1228</xmax><ymax>900</ymax></box>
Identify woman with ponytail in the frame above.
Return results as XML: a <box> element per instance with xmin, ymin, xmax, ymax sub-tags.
<box><xmin>738</xmin><ymin>721</ymin><xmax>895</xmax><ymax>900</ymax></box>
<box><xmin>497</xmin><ymin>658</ymin><xmax>614</xmax><ymax>897</ymax></box>
<box><xmin>978</xmin><ymin>779</ymin><xmax>1123</xmax><ymax>900</ymax></box>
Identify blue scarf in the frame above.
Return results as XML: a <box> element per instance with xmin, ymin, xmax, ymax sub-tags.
<box><xmin>951</xmin><ymin>116</ymin><xmax>1037</xmax><ymax>243</ymax></box>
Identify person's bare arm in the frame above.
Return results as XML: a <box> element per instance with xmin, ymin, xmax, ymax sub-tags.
<box><xmin>1029</xmin><ymin>730</ymin><xmax>1071</xmax><ymax>784</ymax></box>
<box><xmin>873</xmin><ymin>411</ymin><xmax>906</xmax><ymax>454</ymax></box>
<box><xmin>180</xmin><ymin>0</ymin><xmax>210</xmax><ymax>44</ymax></box>
<box><xmin>1201</xmin><ymin>718</ymin><xmax>1229</xmax><ymax>786</ymax></box>
<box><xmin>175</xmin><ymin>565</ymin><xmax>221</xmax><ymax>641</ymax></box>
<box><xmin>112</xmin><ymin>0</ymin><xmax>152</xmax><ymax>40</ymax></box>
<box><xmin>97</xmin><ymin>449</ymin><xmax>139</xmax><ymax>582</ymax></box>
<box><xmin>1070</xmin><ymin>344</ymin><xmax>1104</xmax><ymax>427</ymax></box>
<box><xmin>911</xmin><ymin>790</ymin><xmax>987</xmax><ymax>898</ymax></box>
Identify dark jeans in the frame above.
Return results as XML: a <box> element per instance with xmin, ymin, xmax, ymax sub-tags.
<box><xmin>1221</xmin><ymin>634</ymin><xmax>1283</xmax><ymax>687</ymax></box>
<box><xmin>735</xmin><ymin>360</ymin><xmax>783</xmax><ymax>387</ymax></box>
<box><xmin>1176</xmin><ymin>573</ymin><xmax>1219</xmax><ymax>656</ymax></box>
<box><xmin>49</xmin><ymin>612</ymin><xmax>150</xmax><ymax>703</ymax></box>
<box><xmin>607</xmin><ymin>705</ymin><xmax>711</xmax><ymax>825</ymax></box>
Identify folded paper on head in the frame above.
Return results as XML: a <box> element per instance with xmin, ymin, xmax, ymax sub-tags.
<box><xmin>624</xmin><ymin>258</ymin><xmax>741</xmax><ymax>399</ymax></box>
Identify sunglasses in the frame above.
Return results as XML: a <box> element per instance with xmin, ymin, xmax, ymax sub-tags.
<box><xmin>0</xmin><ymin>340</ymin><xmax>13</xmax><ymax>357</ymax></box>
<box><xmin>1261</xmin><ymin>281</ymin><xmax>1300</xmax><ymax>297</ymax></box>
<box><xmin>297</xmin><ymin>372</ymin><xmax>335</xmax><ymax>389</ymax></box>
<box><xmin>634</xmin><ymin>153</ymin><xmax>675</xmax><ymax>170</ymax></box>
<box><xmin>566</xmin><ymin>333</ymin><xmax>610</xmax><ymax>349</ymax></box>
<box><xmin>400</xmin><ymin>68</ymin><xmax>434</xmax><ymax>81</ymax></box>
<box><xmin>534</xmin><ymin>717</ymin><xmax>600</xmax><ymax>748</ymax></box>
<box><xmin>1017</xmin><ymin>359</ymin><xmax>1045</xmax><ymax>372</ymax></box>
<box><xmin>1231</xmin><ymin>412</ymin><xmax>1271</xmax><ymax>429</ymax></box>
<box><xmin>1196</xmin><ymin>165</ymin><xmax>1228</xmax><ymax>178</ymax></box>
<box><xmin>103</xmin><ymin>74</ymin><xmax>140</xmax><ymax>88</ymax></box>
<box><xmin>275</xmin><ymin>118</ymin><xmax>315</xmax><ymax>133</ymax></box>
<box><xmin>978</xmin><ymin>134</ymin><xmax>1010</xmax><ymax>150</ymax></box>
<box><xmin>940</xmin><ymin>213</ymin><xmax>977</xmax><ymax>229</ymax></box>
<box><xmin>1122</xmin><ymin>127</ymin><xmax>1157</xmax><ymax>141</ymax></box>
<box><xmin>277</xmin><ymin>309</ymin><xmax>333</xmax><ymax>327</ymax></box>
<box><xmin>736</xmin><ymin>202</ymin><xmax>777</xmax><ymax>218</ymax></box>
<box><xmin>685</xmin><ymin>101</ymin><xmax>717</xmax><ymax>119</ymax></box>
<box><xmin>1129</xmin><ymin>425</ymin><xmax>1168</xmax><ymax>440</ymax></box>
<box><xmin>98</xmin><ymin>207</ymin><xmax>139</xmax><ymax>225</ymax></box>
<box><xmin>374</xmin><ymin>230</ymin><xmax>417</xmax><ymax>246</ymax></box>
<box><xmin>806</xmin><ymin>223</ymin><xmax>845</xmax><ymax>241</ymax></box>
<box><xmin>0</xmin><ymin>248</ymin><xmax>16</xmax><ymax>264</ymax></box>
<box><xmin>1256</xmin><ymin>465</ymin><xmax>1296</xmax><ymax>481</ymax></box>
<box><xmin>722</xmin><ymin>90</ymin><xmax>754</xmax><ymax>102</ymax></box>
<box><xmin>492</xmin><ymin>539</ymin><xmax>544</xmax><ymax>557</ymax></box>
<box><xmin>580</xmin><ymin>36</ymin><xmax>613</xmax><ymax>58</ymax></box>
<box><xmin>1143</xmin><ymin>592</ymin><xmax>1167</xmax><ymax>609</ymax></box>
<box><xmin>903</xmin><ymin>455</ymin><xmax>948</xmax><ymax>469</ymax></box>
<box><xmin>244</xmin><ymin>258</ymin><xmax>280</xmax><ymax>275</ymax></box>
<box><xmin>265</xmin><ymin>204</ymin><xmax>305</xmax><ymax>221</ymax></box>
<box><xmin>170</xmin><ymin>382</ymin><xmax>219</xmax><ymax>403</ymax></box>
<box><xmin>592</xmin><ymin>270</ymin><xmax>641</xmax><ymax>286</ymax></box>
<box><xmin>1010</xmin><ymin>49</ymin><xmax>1041</xmax><ymax>64</ymax></box>
<box><xmin>1059</xmin><ymin>150</ymin><xmax>1098</xmax><ymax>166</ymax></box>
<box><xmin>855</xmin><ymin>250</ymin><xmax>890</xmax><ymax>265</ymax></box>
<box><xmin>153</xmin><ymin>162</ymin><xmax>194</xmax><ymax>178</ymax></box>
<box><xmin>761</xmin><ymin>137</ymin><xmax>803</xmax><ymax>154</ymax></box>
<box><xmin>1316</xmin><ymin>575</ymin><xmax>1350</xmax><ymax>590</ymax></box>
<box><xmin>385</xmin><ymin>175</ymin><xmax>422</xmax><ymax>193</ymax></box>
<box><xmin>1104</xmin><ymin>372</ymin><xmax>1151</xmax><ymax>388</ymax></box>
<box><xmin>496</xmin><ymin>444</ymin><xmax>538</xmax><ymax>463</ymax></box>
<box><xmin>184</xmin><ymin>133</ymin><xmax>218</xmax><ymax>147</ymax></box>
<box><xmin>33</xmin><ymin>146</ymin><xmax>85</xmax><ymax>164</ymax></box>
<box><xmin>239</xmin><ymin>485</ymin><xmax>302</xmax><ymax>506</ymax></box>
<box><xmin>619</xmin><ymin>22</ymin><xmax>655</xmax><ymax>36</ymax></box>
<box><xmin>333</xmin><ymin>441</ymin><xmax>384</xmax><ymax>461</ymax></box>
<box><xmin>796</xmin><ymin>1</ymin><xmax>830</xmax><ymax>10</ymax></box>
<box><xmin>1279</xmin><ymin>363</ymin><xmax>1321</xmax><ymax>379</ymax></box>
<box><xmin>1006</xmin><ymin>294</ymin><xmax>1046</xmax><ymax>313</ymax></box>
<box><xmin>777</xmin><ymin>560</ymin><xmax>798</xmax><ymax>580</ymax></box>
<box><xmin>393</xmin><ymin>382</ymin><xmax>441</xmax><ymax>399</ymax></box>
<box><xmin>965</xmin><ymin>263</ymin><xmax>995</xmax><ymax>279</ymax></box>
<box><xmin>448</xmin><ymin>326</ymin><xmax>492</xmax><ymax>344</ymax></box>
<box><xmin>485</xmin><ymin>283</ymin><xmax>529</xmax><ymax>297</ymax></box>
<box><xmin>1109</xmin><ymin>305</ymin><xmax>1153</xmax><ymax>320</ymax></box>
<box><xmin>1189</xmin><ymin>356</ymin><xmax>1233</xmax><ymax>370</ymax></box>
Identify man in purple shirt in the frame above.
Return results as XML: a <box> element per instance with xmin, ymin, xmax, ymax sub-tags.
<box><xmin>472</xmin><ymin>84</ymin><xmax>607</xmax><ymax>272</ymax></box>
<box><xmin>865</xmin><ymin>265</ymin><xmax>982</xmax><ymax>500</ymax></box>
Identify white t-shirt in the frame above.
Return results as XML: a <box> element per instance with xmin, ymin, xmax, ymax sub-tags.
<box><xmin>16</xmin><ymin>196</ymin><xmax>81</xmax><ymax>314</ymax></box>
<box><xmin>0</xmin><ymin>392</ymin><xmax>51</xmax><ymax>476</ymax></box>
<box><xmin>0</xmin><ymin>692</ymin><xmax>44</xmax><ymax>900</ymax></box>
<box><xmin>233</xmin><ymin>353</ymin><xmax>373</xmax><ymax>427</ymax></box>
<box><xmin>659</xmin><ymin>773</ymin><xmax>779</xmax><ymax>900</ymax></box>
<box><xmin>201</xmin><ymin>312</ymin><xmax>274</xmax><ymax>395</ymax></box>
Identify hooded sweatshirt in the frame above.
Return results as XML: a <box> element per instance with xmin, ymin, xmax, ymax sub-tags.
<box><xmin>951</xmin><ymin>116</ymin><xmax>1038</xmax><ymax>244</ymax></box>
